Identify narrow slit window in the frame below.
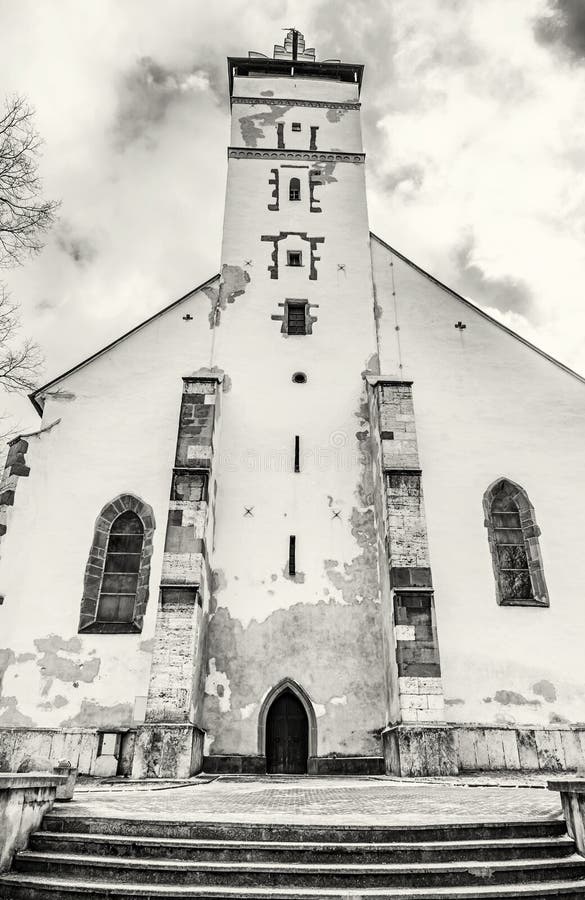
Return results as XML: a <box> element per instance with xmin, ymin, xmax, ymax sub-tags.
<box><xmin>287</xmin><ymin>251</ymin><xmax>302</xmax><ymax>267</ymax></box>
<box><xmin>97</xmin><ymin>511</ymin><xmax>144</xmax><ymax>624</ymax></box>
<box><xmin>287</xmin><ymin>301</ymin><xmax>307</xmax><ymax>335</ymax></box>
<box><xmin>294</xmin><ymin>436</ymin><xmax>300</xmax><ymax>473</ymax></box>
<box><xmin>289</xmin><ymin>177</ymin><xmax>301</xmax><ymax>201</ymax></box>
<box><xmin>289</xmin><ymin>535</ymin><xmax>296</xmax><ymax>577</ymax></box>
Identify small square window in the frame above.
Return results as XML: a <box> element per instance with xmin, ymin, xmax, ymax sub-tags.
<box><xmin>287</xmin><ymin>251</ymin><xmax>302</xmax><ymax>267</ymax></box>
<box><xmin>292</xmin><ymin>122</ymin><xmax>301</xmax><ymax>131</ymax></box>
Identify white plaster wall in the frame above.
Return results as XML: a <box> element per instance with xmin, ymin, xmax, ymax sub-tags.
<box><xmin>372</xmin><ymin>236</ymin><xmax>585</xmax><ymax>728</ymax></box>
<box><xmin>0</xmin><ymin>287</ymin><xmax>215</xmax><ymax>730</ymax></box>
<box><xmin>232</xmin><ymin>75</ymin><xmax>360</xmax><ymax>104</ymax></box>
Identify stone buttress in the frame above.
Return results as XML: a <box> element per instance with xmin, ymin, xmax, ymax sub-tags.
<box><xmin>132</xmin><ymin>376</ymin><xmax>222</xmax><ymax>777</ymax></box>
<box><xmin>367</xmin><ymin>376</ymin><xmax>458</xmax><ymax>776</ymax></box>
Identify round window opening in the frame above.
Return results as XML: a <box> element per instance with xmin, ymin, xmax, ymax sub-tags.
<box><xmin>292</xmin><ymin>372</ymin><xmax>307</xmax><ymax>384</ymax></box>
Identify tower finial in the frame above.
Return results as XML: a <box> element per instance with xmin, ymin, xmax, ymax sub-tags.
<box><xmin>273</xmin><ymin>28</ymin><xmax>316</xmax><ymax>61</ymax></box>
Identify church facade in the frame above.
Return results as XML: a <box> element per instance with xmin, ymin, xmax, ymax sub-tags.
<box><xmin>1</xmin><ymin>31</ymin><xmax>585</xmax><ymax>779</ymax></box>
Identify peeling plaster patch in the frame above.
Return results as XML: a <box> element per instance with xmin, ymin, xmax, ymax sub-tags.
<box><xmin>34</xmin><ymin>635</ymin><xmax>81</xmax><ymax>655</ymax></box>
<box><xmin>364</xmin><ymin>353</ymin><xmax>380</xmax><ymax>375</ymax></box>
<box><xmin>238</xmin><ymin>105</ymin><xmax>289</xmax><ymax>147</ymax></box>
<box><xmin>203</xmin><ymin>600</ymin><xmax>385</xmax><ymax>757</ymax></box>
<box><xmin>314</xmin><ymin>703</ymin><xmax>326</xmax><ymax>717</ymax></box>
<box><xmin>324</xmin><ymin>509</ymin><xmax>378</xmax><ymax>605</ymax></box>
<box><xmin>34</xmin><ymin>635</ymin><xmax>101</xmax><ymax>685</ymax></box>
<box><xmin>316</xmin><ymin>161</ymin><xmax>338</xmax><ymax>185</ymax></box>
<box><xmin>240</xmin><ymin>703</ymin><xmax>256</xmax><ymax>720</ymax></box>
<box><xmin>0</xmin><ymin>649</ymin><xmax>16</xmax><ymax>694</ymax></box>
<box><xmin>191</xmin><ymin>364</ymin><xmax>226</xmax><ymax>381</ymax></box>
<box><xmin>283</xmin><ymin>563</ymin><xmax>305</xmax><ymax>584</ymax></box>
<box><xmin>37</xmin><ymin>694</ymin><xmax>69</xmax><ymax>711</ymax></box>
<box><xmin>0</xmin><ymin>696</ymin><xmax>35</xmax><ymax>726</ymax></box>
<box><xmin>532</xmin><ymin>679</ymin><xmax>557</xmax><ymax>703</ymax></box>
<box><xmin>207</xmin><ymin>264</ymin><xmax>251</xmax><ymax>327</ymax></box>
<box><xmin>212</xmin><ymin>569</ymin><xmax>227</xmax><ymax>593</ymax></box>
<box><xmin>139</xmin><ymin>638</ymin><xmax>155</xmax><ymax>653</ymax></box>
<box><xmin>205</xmin><ymin>657</ymin><xmax>232</xmax><ymax>713</ymax></box>
<box><xmin>260</xmin><ymin>90</ymin><xmax>274</xmax><ymax>96</ymax></box>
<box><xmin>445</xmin><ymin>698</ymin><xmax>465</xmax><ymax>706</ymax></box>
<box><xmin>61</xmin><ymin>700</ymin><xmax>133</xmax><ymax>727</ymax></box>
<box><xmin>330</xmin><ymin>695</ymin><xmax>347</xmax><ymax>706</ymax></box>
<box><xmin>492</xmin><ymin>690</ymin><xmax>541</xmax><ymax>707</ymax></box>
<box><xmin>326</xmin><ymin>107</ymin><xmax>348</xmax><ymax>123</ymax></box>
<box><xmin>270</xmin><ymin>574</ymin><xmax>277</xmax><ymax>582</ymax></box>
<box><xmin>16</xmin><ymin>653</ymin><xmax>35</xmax><ymax>663</ymax></box>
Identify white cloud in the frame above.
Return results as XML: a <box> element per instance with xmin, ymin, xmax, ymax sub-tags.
<box><xmin>1</xmin><ymin>0</ymin><xmax>584</xmax><ymax>435</ymax></box>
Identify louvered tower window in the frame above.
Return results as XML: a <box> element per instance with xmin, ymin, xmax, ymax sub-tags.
<box><xmin>491</xmin><ymin>490</ymin><xmax>532</xmax><ymax>601</ymax></box>
<box><xmin>287</xmin><ymin>302</ymin><xmax>307</xmax><ymax>335</ymax></box>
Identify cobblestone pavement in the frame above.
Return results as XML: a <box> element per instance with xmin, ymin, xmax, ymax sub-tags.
<box><xmin>55</xmin><ymin>776</ymin><xmax>563</xmax><ymax>826</ymax></box>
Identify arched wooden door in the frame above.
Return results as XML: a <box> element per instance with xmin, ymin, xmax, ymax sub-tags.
<box><xmin>266</xmin><ymin>689</ymin><xmax>309</xmax><ymax>774</ymax></box>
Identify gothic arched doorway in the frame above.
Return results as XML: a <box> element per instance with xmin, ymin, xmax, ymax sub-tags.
<box><xmin>265</xmin><ymin>689</ymin><xmax>309</xmax><ymax>774</ymax></box>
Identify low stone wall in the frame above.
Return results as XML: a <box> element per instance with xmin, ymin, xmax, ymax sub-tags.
<box><xmin>548</xmin><ymin>779</ymin><xmax>585</xmax><ymax>855</ymax></box>
<box><xmin>0</xmin><ymin>727</ymin><xmax>136</xmax><ymax>776</ymax></box>
<box><xmin>0</xmin><ymin>774</ymin><xmax>66</xmax><ymax>872</ymax></box>
<box><xmin>454</xmin><ymin>725</ymin><xmax>585</xmax><ymax>773</ymax></box>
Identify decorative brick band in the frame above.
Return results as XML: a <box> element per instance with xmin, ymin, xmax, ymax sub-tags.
<box><xmin>228</xmin><ymin>147</ymin><xmax>365</xmax><ymax>163</ymax></box>
<box><xmin>232</xmin><ymin>97</ymin><xmax>361</xmax><ymax>110</ymax></box>
<box><xmin>78</xmin><ymin>494</ymin><xmax>155</xmax><ymax>634</ymax></box>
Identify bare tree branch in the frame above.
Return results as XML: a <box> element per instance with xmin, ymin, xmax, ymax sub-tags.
<box><xmin>0</xmin><ymin>95</ymin><xmax>56</xmax><ymax>405</ymax></box>
<box><xmin>0</xmin><ymin>95</ymin><xmax>59</xmax><ymax>269</ymax></box>
<box><xmin>0</xmin><ymin>284</ymin><xmax>43</xmax><ymax>392</ymax></box>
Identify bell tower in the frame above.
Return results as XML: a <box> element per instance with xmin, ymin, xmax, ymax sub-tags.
<box><xmin>201</xmin><ymin>32</ymin><xmax>389</xmax><ymax>773</ymax></box>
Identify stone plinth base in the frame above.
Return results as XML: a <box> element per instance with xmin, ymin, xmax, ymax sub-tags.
<box><xmin>132</xmin><ymin>724</ymin><xmax>204</xmax><ymax>779</ymax></box>
<box><xmin>202</xmin><ymin>755</ymin><xmax>385</xmax><ymax>776</ymax></box>
<box><xmin>383</xmin><ymin>724</ymin><xmax>458</xmax><ymax>777</ymax></box>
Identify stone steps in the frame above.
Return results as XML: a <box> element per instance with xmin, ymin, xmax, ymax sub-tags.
<box><xmin>11</xmin><ymin>850</ymin><xmax>585</xmax><ymax>888</ymax></box>
<box><xmin>1</xmin><ymin>815</ymin><xmax>584</xmax><ymax>898</ymax></box>
<box><xmin>2</xmin><ymin>874</ymin><xmax>585</xmax><ymax>898</ymax></box>
<box><xmin>29</xmin><ymin>831</ymin><xmax>576</xmax><ymax>863</ymax></box>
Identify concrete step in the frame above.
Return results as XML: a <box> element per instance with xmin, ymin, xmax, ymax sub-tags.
<box><xmin>13</xmin><ymin>850</ymin><xmax>585</xmax><ymax>888</ymax></box>
<box><xmin>29</xmin><ymin>831</ymin><xmax>577</xmax><ymax>864</ymax></box>
<box><xmin>2</xmin><ymin>872</ymin><xmax>585</xmax><ymax>898</ymax></box>
<box><xmin>40</xmin><ymin>815</ymin><xmax>567</xmax><ymax>843</ymax></box>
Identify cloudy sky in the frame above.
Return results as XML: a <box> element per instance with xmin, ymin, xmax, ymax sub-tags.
<box><xmin>1</xmin><ymin>0</ymin><xmax>584</xmax><ymax>432</ymax></box>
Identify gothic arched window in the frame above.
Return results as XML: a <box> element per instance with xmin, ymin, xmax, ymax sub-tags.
<box><xmin>289</xmin><ymin>177</ymin><xmax>301</xmax><ymax>201</ymax></box>
<box><xmin>483</xmin><ymin>478</ymin><xmax>549</xmax><ymax>607</ymax></box>
<box><xmin>98</xmin><ymin>512</ymin><xmax>144</xmax><ymax>625</ymax></box>
<box><xmin>79</xmin><ymin>494</ymin><xmax>155</xmax><ymax>633</ymax></box>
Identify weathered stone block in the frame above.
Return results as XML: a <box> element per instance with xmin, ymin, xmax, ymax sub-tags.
<box><xmin>132</xmin><ymin>724</ymin><xmax>204</xmax><ymax>779</ymax></box>
<box><xmin>383</xmin><ymin>724</ymin><xmax>458</xmax><ymax>776</ymax></box>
